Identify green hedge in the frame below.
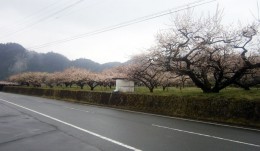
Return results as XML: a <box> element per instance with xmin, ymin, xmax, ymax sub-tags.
<box><xmin>2</xmin><ymin>86</ymin><xmax>260</xmax><ymax>128</ymax></box>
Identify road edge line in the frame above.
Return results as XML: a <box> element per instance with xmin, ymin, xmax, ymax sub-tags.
<box><xmin>0</xmin><ymin>98</ymin><xmax>142</xmax><ymax>151</ymax></box>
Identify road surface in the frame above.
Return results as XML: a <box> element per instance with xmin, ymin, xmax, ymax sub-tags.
<box><xmin>0</xmin><ymin>92</ymin><xmax>259</xmax><ymax>151</ymax></box>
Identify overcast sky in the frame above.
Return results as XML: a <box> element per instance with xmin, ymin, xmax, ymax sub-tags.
<box><xmin>0</xmin><ymin>0</ymin><xmax>259</xmax><ymax>63</ymax></box>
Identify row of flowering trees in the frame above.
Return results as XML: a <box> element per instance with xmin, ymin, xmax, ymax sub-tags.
<box><xmin>8</xmin><ymin>64</ymin><xmax>193</xmax><ymax>92</ymax></box>
<box><xmin>8</xmin><ymin>67</ymin><xmax>126</xmax><ymax>90</ymax></box>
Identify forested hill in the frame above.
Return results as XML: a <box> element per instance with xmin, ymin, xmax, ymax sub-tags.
<box><xmin>0</xmin><ymin>43</ymin><xmax>122</xmax><ymax>80</ymax></box>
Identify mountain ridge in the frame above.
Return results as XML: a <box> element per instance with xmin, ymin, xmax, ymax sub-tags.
<box><xmin>0</xmin><ymin>43</ymin><xmax>123</xmax><ymax>80</ymax></box>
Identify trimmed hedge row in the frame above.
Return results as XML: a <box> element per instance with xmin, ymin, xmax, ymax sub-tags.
<box><xmin>2</xmin><ymin>86</ymin><xmax>260</xmax><ymax>128</ymax></box>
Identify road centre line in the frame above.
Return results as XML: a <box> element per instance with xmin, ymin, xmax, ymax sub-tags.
<box><xmin>152</xmin><ymin>124</ymin><xmax>260</xmax><ymax>148</ymax></box>
<box><xmin>0</xmin><ymin>98</ymin><xmax>142</xmax><ymax>151</ymax></box>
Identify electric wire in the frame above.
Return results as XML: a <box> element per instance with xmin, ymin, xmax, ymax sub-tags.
<box><xmin>0</xmin><ymin>0</ymin><xmax>61</xmax><ymax>30</ymax></box>
<box><xmin>0</xmin><ymin>0</ymin><xmax>85</xmax><ymax>39</ymax></box>
<box><xmin>28</xmin><ymin>0</ymin><xmax>216</xmax><ymax>50</ymax></box>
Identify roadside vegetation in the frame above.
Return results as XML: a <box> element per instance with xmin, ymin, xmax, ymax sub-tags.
<box><xmin>135</xmin><ymin>87</ymin><xmax>260</xmax><ymax>100</ymax></box>
<box><xmin>12</xmin><ymin>85</ymin><xmax>260</xmax><ymax>102</ymax></box>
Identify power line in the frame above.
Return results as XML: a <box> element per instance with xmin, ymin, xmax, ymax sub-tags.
<box><xmin>27</xmin><ymin>0</ymin><xmax>216</xmax><ymax>50</ymax></box>
<box><xmin>54</xmin><ymin>0</ymin><xmax>105</xmax><ymax>19</ymax></box>
<box><xmin>0</xmin><ymin>0</ymin><xmax>74</xmax><ymax>35</ymax></box>
<box><xmin>0</xmin><ymin>0</ymin><xmax>85</xmax><ymax>40</ymax></box>
<box><xmin>0</xmin><ymin>0</ymin><xmax>61</xmax><ymax>30</ymax></box>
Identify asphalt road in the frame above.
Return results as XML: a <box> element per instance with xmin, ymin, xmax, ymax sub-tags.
<box><xmin>0</xmin><ymin>92</ymin><xmax>259</xmax><ymax>151</ymax></box>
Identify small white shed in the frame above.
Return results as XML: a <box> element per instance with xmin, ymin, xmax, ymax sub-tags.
<box><xmin>113</xmin><ymin>78</ymin><xmax>134</xmax><ymax>92</ymax></box>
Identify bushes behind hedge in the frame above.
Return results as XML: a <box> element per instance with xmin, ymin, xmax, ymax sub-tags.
<box><xmin>2</xmin><ymin>86</ymin><xmax>260</xmax><ymax>128</ymax></box>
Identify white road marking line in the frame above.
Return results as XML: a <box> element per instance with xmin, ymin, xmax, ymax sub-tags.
<box><xmin>64</xmin><ymin>106</ymin><xmax>89</xmax><ymax>113</ymax></box>
<box><xmin>86</xmin><ymin>104</ymin><xmax>260</xmax><ymax>132</ymax></box>
<box><xmin>0</xmin><ymin>98</ymin><xmax>142</xmax><ymax>151</ymax></box>
<box><xmin>152</xmin><ymin>124</ymin><xmax>260</xmax><ymax>148</ymax></box>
